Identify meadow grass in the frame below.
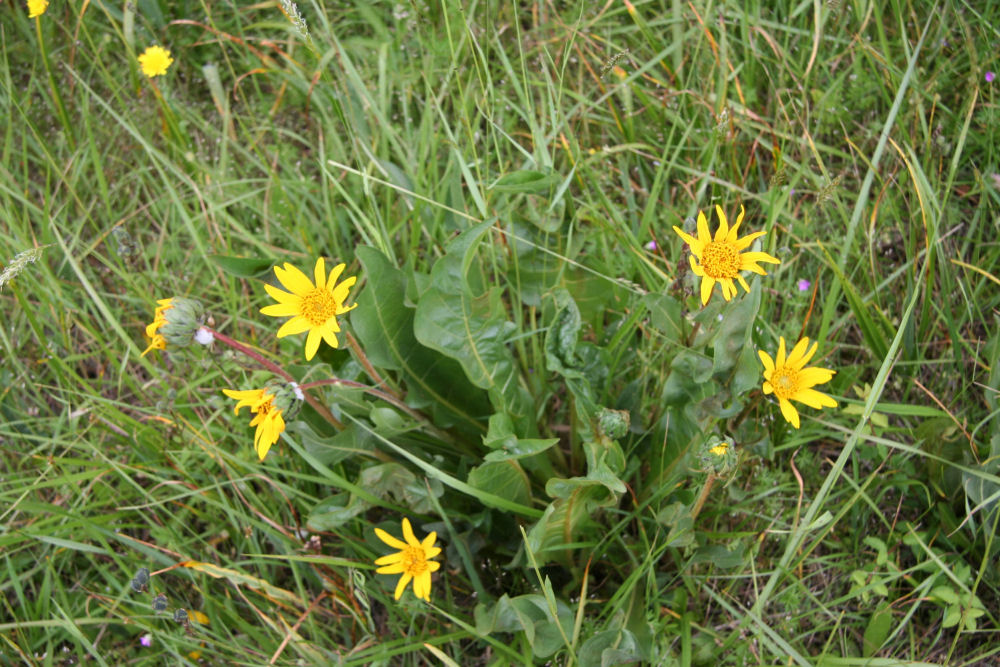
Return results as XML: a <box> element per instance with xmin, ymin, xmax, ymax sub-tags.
<box><xmin>2</xmin><ymin>0</ymin><xmax>1000</xmax><ymax>664</ymax></box>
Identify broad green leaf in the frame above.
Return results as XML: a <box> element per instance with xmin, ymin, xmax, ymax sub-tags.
<box><xmin>862</xmin><ymin>604</ymin><xmax>893</xmax><ymax>657</ymax></box>
<box><xmin>527</xmin><ymin>484</ymin><xmax>613</xmax><ymax>563</ymax></box>
<box><xmin>710</xmin><ymin>282</ymin><xmax>760</xmax><ymax>378</ymax></box>
<box><xmin>468</xmin><ymin>460</ymin><xmax>533</xmax><ymax>508</ymax></box>
<box><xmin>351</xmin><ymin>246</ymin><xmax>490</xmax><ymax>431</ymax></box>
<box><xmin>474</xmin><ymin>594</ymin><xmax>572</xmax><ymax>659</ymax></box>
<box><xmin>483</xmin><ymin>412</ymin><xmax>558</xmax><ymax>462</ymax></box>
<box><xmin>413</xmin><ymin>221</ymin><xmax>531</xmax><ymax>427</ymax></box>
<box><xmin>208</xmin><ymin>254</ymin><xmax>274</xmax><ymax>277</ymax></box>
<box><xmin>643</xmin><ymin>293</ymin><xmax>685</xmax><ymax>343</ymax></box>
<box><xmin>578</xmin><ymin>629</ymin><xmax>640</xmax><ymax>667</ymax></box>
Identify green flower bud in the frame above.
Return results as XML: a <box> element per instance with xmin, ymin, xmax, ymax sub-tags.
<box><xmin>697</xmin><ymin>436</ymin><xmax>737</xmax><ymax>475</ymax></box>
<box><xmin>597</xmin><ymin>407</ymin><xmax>630</xmax><ymax>440</ymax></box>
<box><xmin>159</xmin><ymin>297</ymin><xmax>206</xmax><ymax>347</ymax></box>
<box><xmin>265</xmin><ymin>379</ymin><xmax>304</xmax><ymax>421</ymax></box>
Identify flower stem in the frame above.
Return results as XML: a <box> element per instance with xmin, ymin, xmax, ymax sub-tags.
<box><xmin>690</xmin><ymin>473</ymin><xmax>716</xmax><ymax>521</ymax></box>
<box><xmin>205</xmin><ymin>327</ymin><xmax>343</xmax><ymax>430</ymax></box>
<box><xmin>345</xmin><ymin>330</ymin><xmax>398</xmax><ymax>398</ymax></box>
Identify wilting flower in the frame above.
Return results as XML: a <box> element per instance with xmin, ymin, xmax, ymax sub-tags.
<box><xmin>222</xmin><ymin>381</ymin><xmax>302</xmax><ymax>459</ymax></box>
<box><xmin>260</xmin><ymin>258</ymin><xmax>357</xmax><ymax>361</ymax></box>
<box><xmin>27</xmin><ymin>0</ymin><xmax>48</xmax><ymax>18</ymax></box>
<box><xmin>759</xmin><ymin>337</ymin><xmax>838</xmax><ymax>429</ymax></box>
<box><xmin>374</xmin><ymin>518</ymin><xmax>441</xmax><ymax>601</ymax></box>
<box><xmin>673</xmin><ymin>205</ymin><xmax>780</xmax><ymax>305</ymax></box>
<box><xmin>138</xmin><ymin>46</ymin><xmax>173</xmax><ymax>78</ymax></box>
<box><xmin>141</xmin><ymin>297</ymin><xmax>205</xmax><ymax>356</ymax></box>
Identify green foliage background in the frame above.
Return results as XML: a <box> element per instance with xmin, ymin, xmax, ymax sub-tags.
<box><xmin>2</xmin><ymin>0</ymin><xmax>1000</xmax><ymax>664</ymax></box>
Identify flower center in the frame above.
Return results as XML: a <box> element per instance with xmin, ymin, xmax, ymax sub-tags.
<box><xmin>770</xmin><ymin>368</ymin><xmax>801</xmax><ymax>400</ymax></box>
<box><xmin>401</xmin><ymin>546</ymin><xmax>429</xmax><ymax>576</ymax></box>
<box><xmin>700</xmin><ymin>241</ymin><xmax>741</xmax><ymax>279</ymax></box>
<box><xmin>300</xmin><ymin>288</ymin><xmax>338</xmax><ymax>326</ymax></box>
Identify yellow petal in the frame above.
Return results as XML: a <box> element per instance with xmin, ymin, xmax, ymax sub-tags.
<box><xmin>778</xmin><ymin>397</ymin><xmax>801</xmax><ymax>428</ymax></box>
<box><xmin>394</xmin><ymin>572</ymin><xmax>412</xmax><ymax>600</ymax></box>
<box><xmin>775</xmin><ymin>337</ymin><xmax>787</xmax><ymax>367</ymax></box>
<box><xmin>673</xmin><ymin>226</ymin><xmax>702</xmax><ymax>254</ymax></box>
<box><xmin>375</xmin><ymin>527</ymin><xmax>408</xmax><ymax>550</ymax></box>
<box><xmin>695</xmin><ymin>210</ymin><xmax>712</xmax><ymax>245</ymax></box>
<box><xmin>376</xmin><ymin>562</ymin><xmax>406</xmax><ymax>574</ymax></box>
<box><xmin>274</xmin><ymin>263</ymin><xmax>314</xmax><ymax>295</ymax></box>
<box><xmin>797</xmin><ymin>367</ymin><xmax>835</xmax><ymax>387</ymax></box>
<box><xmin>276</xmin><ymin>316</ymin><xmax>312</xmax><ymax>338</ymax></box>
<box><xmin>758</xmin><ymin>350</ymin><xmax>775</xmax><ymax>373</ymax></box>
<box><xmin>794</xmin><ymin>388</ymin><xmax>838</xmax><ymax>409</ymax></box>
<box><xmin>304</xmin><ymin>328</ymin><xmax>322</xmax><ymax>360</ymax></box>
<box><xmin>726</xmin><ymin>204</ymin><xmax>746</xmax><ymax>240</ymax></box>
<box><xmin>699</xmin><ymin>276</ymin><xmax>715</xmax><ymax>305</ymax></box>
<box><xmin>263</xmin><ymin>282</ymin><xmax>299</xmax><ymax>304</ymax></box>
<box><xmin>787</xmin><ymin>338</ymin><xmax>817</xmax><ymax>369</ymax></box>
<box><xmin>713</xmin><ymin>205</ymin><xmax>729</xmax><ymax>241</ymax></box>
<box><xmin>402</xmin><ymin>518</ymin><xmax>419</xmax><ymax>546</ymax></box>
<box><xmin>260</xmin><ymin>302</ymin><xmax>301</xmax><ymax>317</ymax></box>
<box><xmin>313</xmin><ymin>257</ymin><xmax>327</xmax><ymax>290</ymax></box>
<box><xmin>733</xmin><ymin>230</ymin><xmax>766</xmax><ymax>251</ymax></box>
<box><xmin>374</xmin><ymin>553</ymin><xmax>403</xmax><ymax>566</ymax></box>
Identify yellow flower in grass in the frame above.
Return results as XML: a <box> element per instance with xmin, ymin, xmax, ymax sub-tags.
<box><xmin>138</xmin><ymin>46</ymin><xmax>173</xmax><ymax>78</ymax></box>
<box><xmin>27</xmin><ymin>0</ymin><xmax>48</xmax><ymax>18</ymax></box>
<box><xmin>759</xmin><ymin>337</ymin><xmax>838</xmax><ymax>429</ymax></box>
<box><xmin>673</xmin><ymin>205</ymin><xmax>780</xmax><ymax>305</ymax></box>
<box><xmin>374</xmin><ymin>518</ymin><xmax>441</xmax><ymax>601</ymax></box>
<box><xmin>223</xmin><ymin>387</ymin><xmax>286</xmax><ymax>459</ymax></box>
<box><xmin>260</xmin><ymin>258</ymin><xmax>357</xmax><ymax>361</ymax></box>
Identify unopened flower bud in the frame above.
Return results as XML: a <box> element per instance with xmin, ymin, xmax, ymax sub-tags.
<box><xmin>265</xmin><ymin>379</ymin><xmax>304</xmax><ymax>421</ymax></box>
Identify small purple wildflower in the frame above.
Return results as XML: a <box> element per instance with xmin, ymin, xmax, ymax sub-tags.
<box><xmin>986</xmin><ymin>71</ymin><xmax>996</xmax><ymax>83</ymax></box>
<box><xmin>644</xmin><ymin>240</ymin><xmax>657</xmax><ymax>251</ymax></box>
<box><xmin>797</xmin><ymin>279</ymin><xmax>811</xmax><ymax>292</ymax></box>
<box><xmin>140</xmin><ymin>634</ymin><xmax>153</xmax><ymax>648</ymax></box>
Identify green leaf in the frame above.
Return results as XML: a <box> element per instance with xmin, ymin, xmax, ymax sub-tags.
<box><xmin>527</xmin><ymin>484</ymin><xmax>613</xmax><ymax>563</ymax></box>
<box><xmin>862</xmin><ymin>604</ymin><xmax>893</xmax><ymax>657</ymax></box>
<box><xmin>468</xmin><ymin>460</ymin><xmax>533</xmax><ymax>508</ymax></box>
<box><xmin>208</xmin><ymin>254</ymin><xmax>274</xmax><ymax>277</ymax></box>
<box><xmin>578</xmin><ymin>629</ymin><xmax>641</xmax><ymax>667</ymax></box>
<box><xmin>710</xmin><ymin>281</ymin><xmax>761</xmax><ymax>378</ymax></box>
<box><xmin>413</xmin><ymin>221</ymin><xmax>531</xmax><ymax>427</ymax></box>
<box><xmin>474</xmin><ymin>594</ymin><xmax>573</xmax><ymax>658</ymax></box>
<box><xmin>643</xmin><ymin>294</ymin><xmax>685</xmax><ymax>343</ymax></box>
<box><xmin>351</xmin><ymin>246</ymin><xmax>490</xmax><ymax>431</ymax></box>
<box><xmin>489</xmin><ymin>170</ymin><xmax>558</xmax><ymax>194</ymax></box>
<box><xmin>483</xmin><ymin>412</ymin><xmax>558</xmax><ymax>462</ymax></box>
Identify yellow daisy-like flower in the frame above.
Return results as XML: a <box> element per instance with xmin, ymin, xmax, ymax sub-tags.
<box><xmin>222</xmin><ymin>387</ymin><xmax>286</xmax><ymax>459</ymax></box>
<box><xmin>260</xmin><ymin>258</ymin><xmax>357</xmax><ymax>361</ymax></box>
<box><xmin>142</xmin><ymin>298</ymin><xmax>174</xmax><ymax>356</ymax></box>
<box><xmin>374</xmin><ymin>518</ymin><xmax>442</xmax><ymax>601</ymax></box>
<box><xmin>27</xmin><ymin>0</ymin><xmax>48</xmax><ymax>18</ymax></box>
<box><xmin>138</xmin><ymin>45</ymin><xmax>174</xmax><ymax>78</ymax></box>
<box><xmin>759</xmin><ymin>337</ymin><xmax>838</xmax><ymax>429</ymax></box>
<box><xmin>672</xmin><ymin>205</ymin><xmax>781</xmax><ymax>305</ymax></box>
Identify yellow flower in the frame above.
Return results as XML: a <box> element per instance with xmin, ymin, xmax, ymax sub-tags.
<box><xmin>260</xmin><ymin>258</ymin><xmax>357</xmax><ymax>361</ymax></box>
<box><xmin>374</xmin><ymin>518</ymin><xmax>441</xmax><ymax>601</ymax></box>
<box><xmin>758</xmin><ymin>337</ymin><xmax>838</xmax><ymax>429</ymax></box>
<box><xmin>222</xmin><ymin>387</ymin><xmax>286</xmax><ymax>459</ymax></box>
<box><xmin>27</xmin><ymin>0</ymin><xmax>48</xmax><ymax>18</ymax></box>
<box><xmin>138</xmin><ymin>45</ymin><xmax>174</xmax><ymax>78</ymax></box>
<box><xmin>142</xmin><ymin>298</ymin><xmax>174</xmax><ymax>356</ymax></box>
<box><xmin>672</xmin><ymin>205</ymin><xmax>780</xmax><ymax>305</ymax></box>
